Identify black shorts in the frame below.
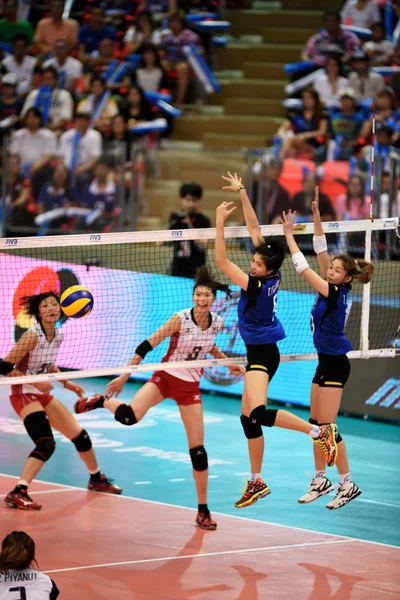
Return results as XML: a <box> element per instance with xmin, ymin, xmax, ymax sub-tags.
<box><xmin>312</xmin><ymin>353</ymin><xmax>351</xmax><ymax>389</ymax></box>
<box><xmin>245</xmin><ymin>343</ymin><xmax>280</xmax><ymax>381</ymax></box>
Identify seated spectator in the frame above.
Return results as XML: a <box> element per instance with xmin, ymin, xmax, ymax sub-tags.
<box><xmin>0</xmin><ymin>531</ymin><xmax>59</xmax><ymax>599</ymax></box>
<box><xmin>378</xmin><ymin>171</ymin><xmax>400</xmax><ymax>218</ymax></box>
<box><xmin>80</xmin><ymin>159</ymin><xmax>119</xmax><ymax>232</ymax></box>
<box><xmin>1</xmin><ymin>34</ymin><xmax>36</xmax><ymax>96</ymax></box>
<box><xmin>251</xmin><ymin>158</ymin><xmax>290</xmax><ymax>224</ymax></box>
<box><xmin>359</xmin><ymin>125</ymin><xmax>393</xmax><ymax>171</ymax></box>
<box><xmin>3</xmin><ymin>155</ymin><xmax>34</xmax><ymax>234</ymax></box>
<box><xmin>302</xmin><ymin>10</ymin><xmax>360</xmax><ymax>66</ymax></box>
<box><xmin>168</xmin><ymin>181</ymin><xmax>211</xmax><ymax>279</ymax></box>
<box><xmin>160</xmin><ymin>11</ymin><xmax>203</xmax><ymax>106</ymax></box>
<box><xmin>122</xmin><ymin>84</ymin><xmax>154</xmax><ymax>127</ymax></box>
<box><xmin>58</xmin><ymin>112</ymin><xmax>102</xmax><ymax>188</ymax></box>
<box><xmin>0</xmin><ymin>73</ymin><xmax>24</xmax><ymax>126</ymax></box>
<box><xmin>363</xmin><ymin>22</ymin><xmax>395</xmax><ymax>66</ymax></box>
<box><xmin>328</xmin><ymin>88</ymin><xmax>365</xmax><ymax>160</ymax></box>
<box><xmin>341</xmin><ymin>0</ymin><xmax>381</xmax><ymax>29</ymax></box>
<box><xmin>313</xmin><ymin>56</ymin><xmax>349</xmax><ymax>107</ymax></box>
<box><xmin>10</xmin><ymin>107</ymin><xmax>57</xmax><ymax>198</ymax></box>
<box><xmin>37</xmin><ymin>163</ymin><xmax>72</xmax><ymax>214</ymax></box>
<box><xmin>335</xmin><ymin>174</ymin><xmax>370</xmax><ymax>220</ymax></box>
<box><xmin>76</xmin><ymin>75</ymin><xmax>119</xmax><ymax>134</ymax></box>
<box><xmin>21</xmin><ymin>66</ymin><xmax>74</xmax><ymax>133</ymax></box>
<box><xmin>0</xmin><ymin>0</ymin><xmax>34</xmax><ymax>45</ymax></box>
<box><xmin>104</xmin><ymin>114</ymin><xmax>132</xmax><ymax>171</ymax></box>
<box><xmin>78</xmin><ymin>3</ymin><xmax>116</xmax><ymax>61</ymax></box>
<box><xmin>292</xmin><ymin>173</ymin><xmax>336</xmax><ymax>221</ymax></box>
<box><xmin>135</xmin><ymin>45</ymin><xmax>168</xmax><ymax>94</ymax></box>
<box><xmin>347</xmin><ymin>51</ymin><xmax>385</xmax><ymax>100</ymax></box>
<box><xmin>34</xmin><ymin>0</ymin><xmax>79</xmax><ymax>55</ymax></box>
<box><xmin>123</xmin><ymin>10</ymin><xmax>162</xmax><ymax>55</ymax></box>
<box><xmin>360</xmin><ymin>86</ymin><xmax>400</xmax><ymax>140</ymax></box>
<box><xmin>43</xmin><ymin>40</ymin><xmax>84</xmax><ymax>94</ymax></box>
<box><xmin>278</xmin><ymin>88</ymin><xmax>328</xmax><ymax>159</ymax></box>
<box><xmin>85</xmin><ymin>38</ymin><xmax>117</xmax><ymax>81</ymax></box>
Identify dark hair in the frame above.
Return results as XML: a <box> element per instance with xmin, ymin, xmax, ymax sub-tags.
<box><xmin>139</xmin><ymin>43</ymin><xmax>162</xmax><ymax>68</ymax></box>
<box><xmin>325</xmin><ymin>55</ymin><xmax>344</xmax><ymax>77</ymax></box>
<box><xmin>252</xmin><ymin>236</ymin><xmax>286</xmax><ymax>272</ymax></box>
<box><xmin>75</xmin><ymin>111</ymin><xmax>91</xmax><ymax>120</ymax></box>
<box><xmin>0</xmin><ymin>532</ymin><xmax>36</xmax><ymax>575</ymax></box>
<box><xmin>12</xmin><ymin>33</ymin><xmax>29</xmax><ymax>45</ymax></box>
<box><xmin>137</xmin><ymin>9</ymin><xmax>155</xmax><ymax>31</ymax></box>
<box><xmin>91</xmin><ymin>74</ymin><xmax>106</xmax><ymax>88</ymax></box>
<box><xmin>301</xmin><ymin>87</ymin><xmax>323</xmax><ymax>130</ymax></box>
<box><xmin>194</xmin><ymin>266</ymin><xmax>232</xmax><ymax>298</ymax></box>
<box><xmin>21</xmin><ymin>292</ymin><xmax>60</xmax><ymax>322</ymax></box>
<box><xmin>25</xmin><ymin>107</ymin><xmax>43</xmax><ymax>126</ymax></box>
<box><xmin>42</xmin><ymin>66</ymin><xmax>58</xmax><ymax>80</ymax></box>
<box><xmin>168</xmin><ymin>10</ymin><xmax>186</xmax><ymax>27</ymax></box>
<box><xmin>333</xmin><ymin>255</ymin><xmax>374</xmax><ymax>284</ymax></box>
<box><xmin>346</xmin><ymin>174</ymin><xmax>365</xmax><ymax>211</ymax></box>
<box><xmin>180</xmin><ymin>181</ymin><xmax>203</xmax><ymax>200</ymax></box>
<box><xmin>376</xmin><ymin>87</ymin><xmax>397</xmax><ymax>110</ymax></box>
<box><xmin>371</xmin><ymin>21</ymin><xmax>385</xmax><ymax>32</ymax></box>
<box><xmin>90</xmin><ymin>2</ymin><xmax>104</xmax><ymax>13</ymax></box>
<box><xmin>324</xmin><ymin>9</ymin><xmax>341</xmax><ymax>22</ymax></box>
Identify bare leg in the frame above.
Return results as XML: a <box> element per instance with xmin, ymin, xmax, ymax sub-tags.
<box><xmin>18</xmin><ymin>402</ymin><xmax>48</xmax><ymax>483</ymax></box>
<box><xmin>242</xmin><ymin>387</ymin><xmax>264</xmax><ymax>474</ymax></box>
<box><xmin>317</xmin><ymin>388</ymin><xmax>349</xmax><ymax>475</ymax></box>
<box><xmin>179</xmin><ymin>403</ymin><xmax>207</xmax><ymax>504</ymax></box>
<box><xmin>175</xmin><ymin>61</ymin><xmax>190</xmax><ymax>106</ymax></box>
<box><xmin>104</xmin><ymin>381</ymin><xmax>164</xmax><ymax>421</ymax></box>
<box><xmin>310</xmin><ymin>383</ymin><xmax>327</xmax><ymax>471</ymax></box>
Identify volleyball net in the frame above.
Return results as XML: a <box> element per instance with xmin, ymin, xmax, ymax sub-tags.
<box><xmin>0</xmin><ymin>218</ymin><xmax>399</xmax><ymax>391</ymax></box>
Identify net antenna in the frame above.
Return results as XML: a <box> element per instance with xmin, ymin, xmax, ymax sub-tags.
<box><xmin>0</xmin><ymin>218</ymin><xmax>398</xmax><ymax>387</ymax></box>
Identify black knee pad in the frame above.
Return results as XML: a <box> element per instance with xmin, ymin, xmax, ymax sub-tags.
<box><xmin>250</xmin><ymin>406</ymin><xmax>277</xmax><ymax>427</ymax></box>
<box><xmin>240</xmin><ymin>415</ymin><xmax>263</xmax><ymax>439</ymax></box>
<box><xmin>114</xmin><ymin>404</ymin><xmax>137</xmax><ymax>426</ymax></box>
<box><xmin>189</xmin><ymin>446</ymin><xmax>208</xmax><ymax>471</ymax></box>
<box><xmin>72</xmin><ymin>429</ymin><xmax>92</xmax><ymax>452</ymax></box>
<box><xmin>24</xmin><ymin>411</ymin><xmax>56</xmax><ymax>462</ymax></box>
<box><xmin>309</xmin><ymin>418</ymin><xmax>318</xmax><ymax>425</ymax></box>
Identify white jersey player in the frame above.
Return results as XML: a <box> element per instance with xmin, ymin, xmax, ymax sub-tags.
<box><xmin>74</xmin><ymin>267</ymin><xmax>245</xmax><ymax>531</ymax></box>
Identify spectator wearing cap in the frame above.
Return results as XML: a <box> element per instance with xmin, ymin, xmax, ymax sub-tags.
<box><xmin>363</xmin><ymin>23</ymin><xmax>395</xmax><ymax>66</ymax></box>
<box><xmin>34</xmin><ymin>0</ymin><xmax>79</xmax><ymax>55</ymax></box>
<box><xmin>0</xmin><ymin>0</ymin><xmax>34</xmax><ymax>45</ymax></box>
<box><xmin>123</xmin><ymin>10</ymin><xmax>162</xmax><ymax>55</ymax></box>
<box><xmin>76</xmin><ymin>75</ymin><xmax>119</xmax><ymax>133</ymax></box>
<box><xmin>43</xmin><ymin>40</ymin><xmax>84</xmax><ymax>94</ymax></box>
<box><xmin>328</xmin><ymin>87</ymin><xmax>365</xmax><ymax>160</ymax></box>
<box><xmin>0</xmin><ymin>73</ymin><xmax>24</xmax><ymax>126</ymax></box>
<box><xmin>1</xmin><ymin>34</ymin><xmax>36</xmax><ymax>96</ymax></box>
<box><xmin>21</xmin><ymin>66</ymin><xmax>74</xmax><ymax>133</ymax></box>
<box><xmin>58</xmin><ymin>112</ymin><xmax>103</xmax><ymax>187</ymax></box>
<box><xmin>251</xmin><ymin>159</ymin><xmax>291</xmax><ymax>225</ymax></box>
<box><xmin>348</xmin><ymin>51</ymin><xmax>385</xmax><ymax>100</ymax></box>
<box><xmin>360</xmin><ymin>87</ymin><xmax>400</xmax><ymax>145</ymax></box>
<box><xmin>302</xmin><ymin>10</ymin><xmax>360</xmax><ymax>66</ymax></box>
<box><xmin>292</xmin><ymin>172</ymin><xmax>336</xmax><ymax>221</ymax></box>
<box><xmin>341</xmin><ymin>0</ymin><xmax>381</xmax><ymax>29</ymax></box>
<box><xmin>78</xmin><ymin>3</ymin><xmax>116</xmax><ymax>61</ymax></box>
<box><xmin>313</xmin><ymin>56</ymin><xmax>349</xmax><ymax>107</ymax></box>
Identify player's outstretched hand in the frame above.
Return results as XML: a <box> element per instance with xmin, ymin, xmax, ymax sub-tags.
<box><xmin>106</xmin><ymin>376</ymin><xmax>126</xmax><ymax>398</ymax></box>
<box><xmin>216</xmin><ymin>201</ymin><xmax>237</xmax><ymax>223</ymax></box>
<box><xmin>228</xmin><ymin>365</ymin><xmax>246</xmax><ymax>376</ymax></box>
<box><xmin>279</xmin><ymin>210</ymin><xmax>296</xmax><ymax>235</ymax></box>
<box><xmin>66</xmin><ymin>382</ymin><xmax>85</xmax><ymax>397</ymax></box>
<box><xmin>222</xmin><ymin>171</ymin><xmax>242</xmax><ymax>192</ymax></box>
<box><xmin>311</xmin><ymin>186</ymin><xmax>320</xmax><ymax>215</ymax></box>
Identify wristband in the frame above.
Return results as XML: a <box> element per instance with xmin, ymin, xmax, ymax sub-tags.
<box><xmin>236</xmin><ymin>185</ymin><xmax>245</xmax><ymax>192</ymax></box>
<box><xmin>135</xmin><ymin>339</ymin><xmax>153</xmax><ymax>358</ymax></box>
<box><xmin>292</xmin><ymin>252</ymin><xmax>309</xmax><ymax>274</ymax></box>
<box><xmin>313</xmin><ymin>235</ymin><xmax>327</xmax><ymax>254</ymax></box>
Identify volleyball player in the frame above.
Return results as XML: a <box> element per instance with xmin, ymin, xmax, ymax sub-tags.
<box><xmin>280</xmin><ymin>189</ymin><xmax>373</xmax><ymax>509</ymax></box>
<box><xmin>0</xmin><ymin>531</ymin><xmax>59</xmax><ymax>599</ymax></box>
<box><xmin>216</xmin><ymin>172</ymin><xmax>338</xmax><ymax>509</ymax></box>
<box><xmin>0</xmin><ymin>291</ymin><xmax>122</xmax><ymax>511</ymax></box>
<box><xmin>74</xmin><ymin>267</ymin><xmax>245</xmax><ymax>530</ymax></box>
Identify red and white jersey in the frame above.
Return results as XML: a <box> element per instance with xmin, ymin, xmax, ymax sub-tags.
<box><xmin>162</xmin><ymin>308</ymin><xmax>223</xmax><ymax>382</ymax></box>
<box><xmin>11</xmin><ymin>323</ymin><xmax>64</xmax><ymax>395</ymax></box>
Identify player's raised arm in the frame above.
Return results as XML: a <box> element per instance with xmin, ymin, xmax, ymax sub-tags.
<box><xmin>215</xmin><ymin>201</ymin><xmax>249</xmax><ymax>291</ymax></box>
<box><xmin>222</xmin><ymin>171</ymin><xmax>263</xmax><ymax>247</ymax></box>
<box><xmin>280</xmin><ymin>209</ymin><xmax>329</xmax><ymax>298</ymax></box>
<box><xmin>312</xmin><ymin>187</ymin><xmax>330</xmax><ymax>279</ymax></box>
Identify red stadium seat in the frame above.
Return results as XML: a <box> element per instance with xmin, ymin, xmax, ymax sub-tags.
<box><xmin>278</xmin><ymin>158</ymin><xmax>316</xmax><ymax>199</ymax></box>
<box><xmin>319</xmin><ymin>161</ymin><xmax>350</xmax><ymax>206</ymax></box>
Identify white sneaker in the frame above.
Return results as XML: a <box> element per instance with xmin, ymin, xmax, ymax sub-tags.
<box><xmin>326</xmin><ymin>481</ymin><xmax>362</xmax><ymax>510</ymax></box>
<box><xmin>298</xmin><ymin>476</ymin><xmax>335</xmax><ymax>504</ymax></box>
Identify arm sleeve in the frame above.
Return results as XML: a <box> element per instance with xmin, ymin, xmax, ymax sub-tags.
<box><xmin>327</xmin><ymin>283</ymin><xmax>341</xmax><ymax>309</ymax></box>
<box><xmin>49</xmin><ymin>579</ymin><xmax>60</xmax><ymax>599</ymax></box>
<box><xmin>246</xmin><ymin>276</ymin><xmax>263</xmax><ymax>302</ymax></box>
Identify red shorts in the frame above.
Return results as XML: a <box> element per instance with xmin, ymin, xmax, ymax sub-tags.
<box><xmin>149</xmin><ymin>371</ymin><xmax>202</xmax><ymax>406</ymax></box>
<box><xmin>10</xmin><ymin>393</ymin><xmax>54</xmax><ymax>417</ymax></box>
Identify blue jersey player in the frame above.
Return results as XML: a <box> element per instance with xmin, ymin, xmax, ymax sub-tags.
<box><xmin>215</xmin><ymin>171</ymin><xmax>338</xmax><ymax>509</ymax></box>
<box><xmin>281</xmin><ymin>188</ymin><xmax>374</xmax><ymax>510</ymax></box>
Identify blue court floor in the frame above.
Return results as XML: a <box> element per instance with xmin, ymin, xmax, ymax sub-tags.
<box><xmin>0</xmin><ymin>377</ymin><xmax>399</xmax><ymax>547</ymax></box>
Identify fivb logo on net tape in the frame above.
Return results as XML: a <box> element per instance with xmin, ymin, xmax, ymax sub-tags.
<box><xmin>5</xmin><ymin>239</ymin><xmax>18</xmax><ymax>245</ymax></box>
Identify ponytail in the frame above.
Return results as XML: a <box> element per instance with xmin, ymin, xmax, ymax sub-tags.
<box><xmin>0</xmin><ymin>532</ymin><xmax>35</xmax><ymax>575</ymax></box>
<box><xmin>334</xmin><ymin>254</ymin><xmax>374</xmax><ymax>285</ymax></box>
<box><xmin>194</xmin><ymin>266</ymin><xmax>232</xmax><ymax>298</ymax></box>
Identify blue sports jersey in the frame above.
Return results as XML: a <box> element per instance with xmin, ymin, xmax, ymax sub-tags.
<box><xmin>238</xmin><ymin>273</ymin><xmax>286</xmax><ymax>345</ymax></box>
<box><xmin>311</xmin><ymin>283</ymin><xmax>352</xmax><ymax>355</ymax></box>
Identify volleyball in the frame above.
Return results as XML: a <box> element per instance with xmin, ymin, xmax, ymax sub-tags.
<box><xmin>60</xmin><ymin>285</ymin><xmax>94</xmax><ymax>319</ymax></box>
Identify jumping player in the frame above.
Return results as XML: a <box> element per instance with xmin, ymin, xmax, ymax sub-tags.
<box><xmin>216</xmin><ymin>172</ymin><xmax>338</xmax><ymax>509</ymax></box>
<box><xmin>74</xmin><ymin>266</ymin><xmax>245</xmax><ymax>530</ymax></box>
<box><xmin>0</xmin><ymin>292</ymin><xmax>122</xmax><ymax>511</ymax></box>
<box><xmin>280</xmin><ymin>188</ymin><xmax>373</xmax><ymax>509</ymax></box>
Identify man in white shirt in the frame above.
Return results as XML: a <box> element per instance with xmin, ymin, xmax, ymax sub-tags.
<box><xmin>21</xmin><ymin>65</ymin><xmax>73</xmax><ymax>132</ymax></box>
<box><xmin>58</xmin><ymin>112</ymin><xmax>102</xmax><ymax>187</ymax></box>
<box><xmin>43</xmin><ymin>39</ymin><xmax>84</xmax><ymax>94</ymax></box>
<box><xmin>1</xmin><ymin>33</ymin><xmax>36</xmax><ymax>95</ymax></box>
<box><xmin>347</xmin><ymin>50</ymin><xmax>385</xmax><ymax>100</ymax></box>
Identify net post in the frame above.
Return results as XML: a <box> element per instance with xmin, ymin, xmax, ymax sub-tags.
<box><xmin>117</xmin><ymin>141</ymin><xmax>127</xmax><ymax>232</ymax></box>
<box><xmin>360</xmin><ymin>225</ymin><xmax>372</xmax><ymax>358</ymax></box>
<box><xmin>1</xmin><ymin>134</ymin><xmax>8</xmax><ymax>238</ymax></box>
<box><xmin>129</xmin><ymin>141</ymin><xmax>137</xmax><ymax>231</ymax></box>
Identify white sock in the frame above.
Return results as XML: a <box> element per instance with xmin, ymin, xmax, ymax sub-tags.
<box><xmin>309</xmin><ymin>424</ymin><xmax>321</xmax><ymax>439</ymax></box>
<box><xmin>339</xmin><ymin>473</ymin><xmax>351</xmax><ymax>485</ymax></box>
<box><xmin>250</xmin><ymin>472</ymin><xmax>261</xmax><ymax>482</ymax></box>
<box><xmin>315</xmin><ymin>471</ymin><xmax>326</xmax><ymax>479</ymax></box>
<box><xmin>17</xmin><ymin>479</ymin><xmax>29</xmax><ymax>487</ymax></box>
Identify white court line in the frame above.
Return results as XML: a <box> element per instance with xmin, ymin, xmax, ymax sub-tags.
<box><xmin>0</xmin><ymin>473</ymin><xmax>399</xmax><ymax>550</ymax></box>
<box><xmin>168</xmin><ymin>478</ymin><xmax>185</xmax><ymax>482</ymax></box>
<box><xmin>9</xmin><ymin>489</ymin><xmax>75</xmax><ymax>497</ymax></box>
<box><xmin>134</xmin><ymin>481</ymin><xmax>151</xmax><ymax>485</ymax></box>
<box><xmin>44</xmin><ymin>539</ymin><xmax>354</xmax><ymax>575</ymax></box>
<box><xmin>357</xmin><ymin>586</ymin><xmax>400</xmax><ymax>597</ymax></box>
<box><xmin>359</xmin><ymin>498</ymin><xmax>400</xmax><ymax>509</ymax></box>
